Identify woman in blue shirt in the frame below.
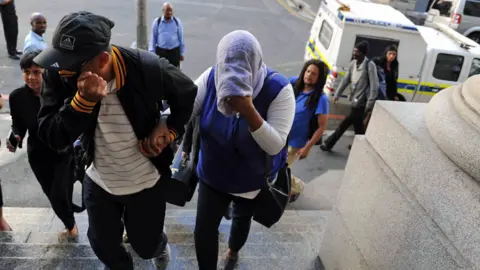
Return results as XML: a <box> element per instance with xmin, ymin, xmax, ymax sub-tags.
<box><xmin>288</xmin><ymin>59</ymin><xmax>329</xmax><ymax>201</ymax></box>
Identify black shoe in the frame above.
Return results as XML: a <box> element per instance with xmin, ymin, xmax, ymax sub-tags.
<box><xmin>289</xmin><ymin>193</ymin><xmax>300</xmax><ymax>203</ymax></box>
<box><xmin>223</xmin><ymin>249</ymin><xmax>238</xmax><ymax>270</ymax></box>
<box><xmin>348</xmin><ymin>144</ymin><xmax>352</xmax><ymax>150</ymax></box>
<box><xmin>8</xmin><ymin>54</ymin><xmax>19</xmax><ymax>60</ymax></box>
<box><xmin>320</xmin><ymin>144</ymin><xmax>332</xmax><ymax>152</ymax></box>
<box><xmin>16</xmin><ymin>50</ymin><xmax>22</xmax><ymax>55</ymax></box>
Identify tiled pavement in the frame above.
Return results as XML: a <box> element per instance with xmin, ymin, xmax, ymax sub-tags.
<box><xmin>0</xmin><ymin>208</ymin><xmax>328</xmax><ymax>270</ymax></box>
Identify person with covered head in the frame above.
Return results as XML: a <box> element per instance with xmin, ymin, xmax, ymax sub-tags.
<box><xmin>320</xmin><ymin>40</ymin><xmax>379</xmax><ymax>151</ymax></box>
<box><xmin>23</xmin><ymin>12</ymin><xmax>47</xmax><ymax>54</ymax></box>
<box><xmin>192</xmin><ymin>30</ymin><xmax>295</xmax><ymax>269</ymax></box>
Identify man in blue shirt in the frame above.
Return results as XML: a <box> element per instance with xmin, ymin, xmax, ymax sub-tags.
<box><xmin>148</xmin><ymin>2</ymin><xmax>185</xmax><ymax>68</ymax></box>
<box><xmin>23</xmin><ymin>13</ymin><xmax>48</xmax><ymax>54</ymax></box>
<box><xmin>288</xmin><ymin>59</ymin><xmax>329</xmax><ymax>202</ymax></box>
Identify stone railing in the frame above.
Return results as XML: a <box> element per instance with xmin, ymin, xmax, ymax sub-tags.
<box><xmin>319</xmin><ymin>75</ymin><xmax>480</xmax><ymax>269</ymax></box>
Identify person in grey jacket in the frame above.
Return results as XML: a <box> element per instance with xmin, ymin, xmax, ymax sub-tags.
<box><xmin>321</xmin><ymin>41</ymin><xmax>378</xmax><ymax>151</ymax></box>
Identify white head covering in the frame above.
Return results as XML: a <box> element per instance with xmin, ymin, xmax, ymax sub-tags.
<box><xmin>214</xmin><ymin>30</ymin><xmax>267</xmax><ymax>116</ymax></box>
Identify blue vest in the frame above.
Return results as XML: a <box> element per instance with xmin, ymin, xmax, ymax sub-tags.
<box><xmin>197</xmin><ymin>67</ymin><xmax>288</xmax><ymax>194</ymax></box>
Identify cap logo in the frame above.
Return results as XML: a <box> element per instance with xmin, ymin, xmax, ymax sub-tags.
<box><xmin>59</xmin><ymin>35</ymin><xmax>75</xmax><ymax>50</ymax></box>
<box><xmin>51</xmin><ymin>62</ymin><xmax>60</xmax><ymax>68</ymax></box>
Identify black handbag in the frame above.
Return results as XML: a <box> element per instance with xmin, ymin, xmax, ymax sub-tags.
<box><xmin>253</xmin><ymin>149</ymin><xmax>292</xmax><ymax>228</ymax></box>
<box><xmin>164</xmin><ymin>141</ymin><xmax>198</xmax><ymax>206</ymax></box>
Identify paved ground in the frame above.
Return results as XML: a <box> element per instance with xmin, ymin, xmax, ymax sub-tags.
<box><xmin>0</xmin><ymin>0</ymin><xmax>353</xmax><ymax>210</ymax></box>
<box><xmin>303</xmin><ymin>0</ymin><xmax>321</xmax><ymax>12</ymax></box>
<box><xmin>0</xmin><ymin>0</ymin><xmax>310</xmax><ymax>104</ymax></box>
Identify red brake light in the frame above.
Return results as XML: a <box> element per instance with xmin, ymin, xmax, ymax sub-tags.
<box><xmin>452</xmin><ymin>13</ymin><xmax>462</xmax><ymax>24</ymax></box>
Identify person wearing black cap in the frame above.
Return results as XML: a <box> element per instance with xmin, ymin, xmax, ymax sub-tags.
<box><xmin>33</xmin><ymin>11</ymin><xmax>197</xmax><ymax>270</ymax></box>
<box><xmin>320</xmin><ymin>41</ymin><xmax>379</xmax><ymax>151</ymax></box>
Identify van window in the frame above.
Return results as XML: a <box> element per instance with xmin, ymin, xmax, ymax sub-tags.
<box><xmin>318</xmin><ymin>21</ymin><xmax>333</xmax><ymax>49</ymax></box>
<box><xmin>464</xmin><ymin>0</ymin><xmax>480</xmax><ymax>17</ymax></box>
<box><xmin>433</xmin><ymin>53</ymin><xmax>464</xmax><ymax>81</ymax></box>
<box><xmin>430</xmin><ymin>0</ymin><xmax>453</xmax><ymax>16</ymax></box>
<box><xmin>353</xmin><ymin>36</ymin><xmax>399</xmax><ymax>60</ymax></box>
<box><xmin>469</xmin><ymin>58</ymin><xmax>480</xmax><ymax>77</ymax></box>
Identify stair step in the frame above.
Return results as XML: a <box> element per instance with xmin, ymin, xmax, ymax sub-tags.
<box><xmin>0</xmin><ymin>257</ymin><xmax>324</xmax><ymax>270</ymax></box>
<box><xmin>0</xmin><ymin>208</ymin><xmax>328</xmax><ymax>269</ymax></box>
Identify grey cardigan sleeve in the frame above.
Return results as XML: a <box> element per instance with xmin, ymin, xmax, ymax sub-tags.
<box><xmin>366</xmin><ymin>61</ymin><xmax>379</xmax><ymax>110</ymax></box>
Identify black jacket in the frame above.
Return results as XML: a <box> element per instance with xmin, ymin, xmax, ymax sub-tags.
<box><xmin>373</xmin><ymin>56</ymin><xmax>399</xmax><ymax>101</ymax></box>
<box><xmin>38</xmin><ymin>45</ymin><xmax>198</xmax><ymax>176</ymax></box>
<box><xmin>9</xmin><ymin>85</ymin><xmax>49</xmax><ymax>155</ymax></box>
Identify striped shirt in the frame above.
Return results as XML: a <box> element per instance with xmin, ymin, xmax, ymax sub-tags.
<box><xmin>85</xmin><ymin>79</ymin><xmax>160</xmax><ymax>195</ymax></box>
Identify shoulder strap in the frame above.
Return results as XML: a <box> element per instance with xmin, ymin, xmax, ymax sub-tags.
<box><xmin>158</xmin><ymin>16</ymin><xmax>179</xmax><ymax>27</ymax></box>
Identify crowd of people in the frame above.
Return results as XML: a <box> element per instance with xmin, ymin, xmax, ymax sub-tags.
<box><xmin>0</xmin><ymin>1</ymin><xmax>403</xmax><ymax>269</ymax></box>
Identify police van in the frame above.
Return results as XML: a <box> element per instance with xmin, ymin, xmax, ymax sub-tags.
<box><xmin>306</xmin><ymin>0</ymin><xmax>480</xmax><ymax>102</ymax></box>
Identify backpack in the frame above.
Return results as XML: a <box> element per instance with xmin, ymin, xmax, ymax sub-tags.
<box><xmin>367</xmin><ymin>60</ymin><xmax>387</xmax><ymax>100</ymax></box>
<box><xmin>157</xmin><ymin>16</ymin><xmax>179</xmax><ymax>28</ymax></box>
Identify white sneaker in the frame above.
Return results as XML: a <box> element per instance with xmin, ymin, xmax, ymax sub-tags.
<box><xmin>152</xmin><ymin>244</ymin><xmax>171</xmax><ymax>270</ymax></box>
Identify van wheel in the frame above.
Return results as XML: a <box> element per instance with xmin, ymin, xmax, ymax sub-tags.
<box><xmin>467</xmin><ymin>32</ymin><xmax>480</xmax><ymax>44</ymax></box>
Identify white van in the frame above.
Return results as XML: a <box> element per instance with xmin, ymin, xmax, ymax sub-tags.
<box><xmin>414</xmin><ymin>23</ymin><xmax>480</xmax><ymax>102</ymax></box>
<box><xmin>305</xmin><ymin>0</ymin><xmax>480</xmax><ymax>102</ymax></box>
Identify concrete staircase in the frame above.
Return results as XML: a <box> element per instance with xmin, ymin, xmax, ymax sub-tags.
<box><xmin>0</xmin><ymin>208</ymin><xmax>327</xmax><ymax>270</ymax></box>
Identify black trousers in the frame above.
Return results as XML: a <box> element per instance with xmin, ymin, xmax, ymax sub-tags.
<box><xmin>83</xmin><ymin>175</ymin><xmax>168</xmax><ymax>270</ymax></box>
<box><xmin>28</xmin><ymin>152</ymin><xmax>76</xmax><ymax>230</ymax></box>
<box><xmin>324</xmin><ymin>106</ymin><xmax>366</xmax><ymax>149</ymax></box>
<box><xmin>0</xmin><ymin>0</ymin><xmax>18</xmax><ymax>55</ymax></box>
<box><xmin>155</xmin><ymin>46</ymin><xmax>180</xmax><ymax>68</ymax></box>
<box><xmin>194</xmin><ymin>181</ymin><xmax>255</xmax><ymax>270</ymax></box>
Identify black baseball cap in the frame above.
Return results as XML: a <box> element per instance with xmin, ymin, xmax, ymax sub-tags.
<box><xmin>34</xmin><ymin>11</ymin><xmax>114</xmax><ymax>71</ymax></box>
